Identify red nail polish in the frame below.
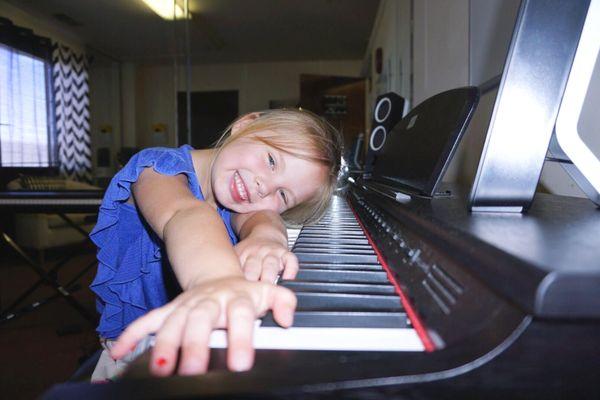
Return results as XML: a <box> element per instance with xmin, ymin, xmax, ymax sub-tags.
<box><xmin>156</xmin><ymin>357</ymin><xmax>167</xmax><ymax>367</ymax></box>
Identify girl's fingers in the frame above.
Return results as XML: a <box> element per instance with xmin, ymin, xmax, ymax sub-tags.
<box><xmin>281</xmin><ymin>252</ymin><xmax>299</xmax><ymax>280</ymax></box>
<box><xmin>111</xmin><ymin>304</ymin><xmax>175</xmax><ymax>359</ymax></box>
<box><xmin>178</xmin><ymin>299</ymin><xmax>221</xmax><ymax>376</ymax></box>
<box><xmin>150</xmin><ymin>302</ymin><xmax>194</xmax><ymax>376</ymax></box>
<box><xmin>243</xmin><ymin>256</ymin><xmax>261</xmax><ymax>281</ymax></box>
<box><xmin>270</xmin><ymin>286</ymin><xmax>297</xmax><ymax>328</ymax></box>
<box><xmin>226</xmin><ymin>296</ymin><xmax>256</xmax><ymax>371</ymax></box>
<box><xmin>114</xmin><ymin>278</ymin><xmax>296</xmax><ymax>377</ymax></box>
<box><xmin>260</xmin><ymin>254</ymin><xmax>281</xmax><ymax>283</ymax></box>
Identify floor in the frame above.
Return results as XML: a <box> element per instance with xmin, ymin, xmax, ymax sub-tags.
<box><xmin>0</xmin><ymin>242</ymin><xmax>100</xmax><ymax>400</ymax></box>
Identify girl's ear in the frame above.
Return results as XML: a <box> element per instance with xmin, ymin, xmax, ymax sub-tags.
<box><xmin>231</xmin><ymin>112</ymin><xmax>261</xmax><ymax>136</ymax></box>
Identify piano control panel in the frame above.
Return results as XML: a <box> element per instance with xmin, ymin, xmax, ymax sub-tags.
<box><xmin>349</xmin><ymin>186</ymin><xmax>516</xmax><ymax>348</ymax></box>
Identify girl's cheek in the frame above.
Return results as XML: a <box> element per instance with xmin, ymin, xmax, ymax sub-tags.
<box><xmin>264</xmin><ymin>200</ymin><xmax>281</xmax><ymax>214</ymax></box>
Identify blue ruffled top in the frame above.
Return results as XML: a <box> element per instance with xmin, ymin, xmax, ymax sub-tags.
<box><xmin>89</xmin><ymin>145</ymin><xmax>238</xmax><ymax>339</ymax></box>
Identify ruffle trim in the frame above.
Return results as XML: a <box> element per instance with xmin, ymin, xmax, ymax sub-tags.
<box><xmin>89</xmin><ymin>146</ymin><xmax>199</xmax><ymax>338</ymax></box>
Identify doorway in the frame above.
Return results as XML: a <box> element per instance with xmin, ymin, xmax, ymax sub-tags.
<box><xmin>177</xmin><ymin>91</ymin><xmax>239</xmax><ymax>149</ymax></box>
<box><xmin>300</xmin><ymin>74</ymin><xmax>366</xmax><ymax>163</ymax></box>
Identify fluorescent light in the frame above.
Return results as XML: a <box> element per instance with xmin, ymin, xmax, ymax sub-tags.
<box><xmin>141</xmin><ymin>0</ymin><xmax>190</xmax><ymax>20</ymax></box>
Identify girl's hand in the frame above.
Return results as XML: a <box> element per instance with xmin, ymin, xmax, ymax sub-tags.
<box><xmin>109</xmin><ymin>277</ymin><xmax>296</xmax><ymax>376</ymax></box>
<box><xmin>234</xmin><ymin>237</ymin><xmax>299</xmax><ymax>283</ymax></box>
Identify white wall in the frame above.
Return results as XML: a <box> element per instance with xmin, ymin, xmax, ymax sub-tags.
<box><xmin>469</xmin><ymin>0</ymin><xmax>521</xmax><ymax>86</ymax></box>
<box><xmin>412</xmin><ymin>0</ymin><xmax>470</xmax><ymax>106</ymax></box>
<box><xmin>363</xmin><ymin>0</ymin><xmax>411</xmax><ymax>130</ymax></box>
<box><xmin>364</xmin><ymin>1</ymin><xmax>411</xmax><ymax>103</ymax></box>
<box><xmin>120</xmin><ymin>62</ymin><xmax>137</xmax><ymax>147</ymax></box>
<box><xmin>449</xmin><ymin>0</ymin><xmax>520</xmax><ymax>184</ymax></box>
<box><xmin>88</xmin><ymin>56</ymin><xmax>121</xmax><ymax>177</ymax></box>
<box><xmin>135</xmin><ymin>59</ymin><xmax>362</xmax><ymax>148</ymax></box>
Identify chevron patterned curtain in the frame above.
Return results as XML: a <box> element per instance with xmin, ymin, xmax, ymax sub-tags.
<box><xmin>52</xmin><ymin>43</ymin><xmax>91</xmax><ymax>182</ymax></box>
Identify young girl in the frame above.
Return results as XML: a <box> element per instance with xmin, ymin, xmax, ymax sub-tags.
<box><xmin>89</xmin><ymin>109</ymin><xmax>342</xmax><ymax>380</ymax></box>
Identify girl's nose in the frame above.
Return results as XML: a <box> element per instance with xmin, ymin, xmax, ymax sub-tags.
<box><xmin>255</xmin><ymin>177</ymin><xmax>269</xmax><ymax>198</ymax></box>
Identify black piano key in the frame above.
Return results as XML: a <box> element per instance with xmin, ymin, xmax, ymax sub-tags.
<box><xmin>295</xmin><ymin>292</ymin><xmax>403</xmax><ymax>311</ymax></box>
<box><xmin>295</xmin><ymin>237</ymin><xmax>369</xmax><ymax>245</ymax></box>
<box><xmin>295</xmin><ymin>269</ymin><xmax>390</xmax><ymax>283</ymax></box>
<box><xmin>309</xmin><ymin>228</ymin><xmax>361</xmax><ymax>232</ymax></box>
<box><xmin>260</xmin><ymin>311</ymin><xmax>409</xmax><ymax>328</ymax></box>
<box><xmin>304</xmin><ymin>227</ymin><xmax>362</xmax><ymax>232</ymax></box>
<box><xmin>265</xmin><ymin>197</ymin><xmax>410</xmax><ymax>331</ymax></box>
<box><xmin>298</xmin><ymin>234</ymin><xmax>365</xmax><ymax>240</ymax></box>
<box><xmin>312</xmin><ymin>216</ymin><xmax>357</xmax><ymax>220</ymax></box>
<box><xmin>299</xmin><ymin>262</ymin><xmax>382</xmax><ymax>270</ymax></box>
<box><xmin>302</xmin><ymin>225</ymin><xmax>361</xmax><ymax>228</ymax></box>
<box><xmin>302</xmin><ymin>229</ymin><xmax>363</xmax><ymax>234</ymax></box>
<box><xmin>293</xmin><ymin>247</ymin><xmax>375</xmax><ymax>256</ymax></box>
<box><xmin>314</xmin><ymin>222</ymin><xmax>359</xmax><ymax>226</ymax></box>
<box><xmin>296</xmin><ymin>252</ymin><xmax>378</xmax><ymax>264</ymax></box>
<box><xmin>280</xmin><ymin>281</ymin><xmax>396</xmax><ymax>295</ymax></box>
<box><xmin>295</xmin><ymin>248</ymin><xmax>374</xmax><ymax>255</ymax></box>
<box><xmin>313</xmin><ymin>223</ymin><xmax>358</xmax><ymax>227</ymax></box>
<box><xmin>293</xmin><ymin>243</ymin><xmax>374</xmax><ymax>251</ymax></box>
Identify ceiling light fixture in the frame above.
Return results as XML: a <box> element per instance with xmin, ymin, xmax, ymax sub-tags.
<box><xmin>141</xmin><ymin>0</ymin><xmax>191</xmax><ymax>20</ymax></box>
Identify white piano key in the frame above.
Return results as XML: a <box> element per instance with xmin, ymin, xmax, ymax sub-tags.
<box><xmin>286</xmin><ymin>227</ymin><xmax>301</xmax><ymax>249</ymax></box>
<box><xmin>207</xmin><ymin>324</ymin><xmax>424</xmax><ymax>352</ymax></box>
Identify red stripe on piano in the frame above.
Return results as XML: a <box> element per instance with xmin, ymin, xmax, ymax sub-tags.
<box><xmin>347</xmin><ymin>198</ymin><xmax>436</xmax><ymax>352</ymax></box>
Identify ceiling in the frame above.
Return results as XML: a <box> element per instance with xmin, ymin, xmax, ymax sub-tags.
<box><xmin>7</xmin><ymin>0</ymin><xmax>380</xmax><ymax>64</ymax></box>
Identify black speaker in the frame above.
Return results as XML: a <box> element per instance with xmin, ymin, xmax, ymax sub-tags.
<box><xmin>364</xmin><ymin>92</ymin><xmax>406</xmax><ymax>174</ymax></box>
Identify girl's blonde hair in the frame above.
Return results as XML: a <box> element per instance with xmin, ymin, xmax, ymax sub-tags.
<box><xmin>212</xmin><ymin>109</ymin><xmax>343</xmax><ymax>225</ymax></box>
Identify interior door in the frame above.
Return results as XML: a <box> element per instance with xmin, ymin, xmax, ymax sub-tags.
<box><xmin>300</xmin><ymin>74</ymin><xmax>366</xmax><ymax>164</ymax></box>
<box><xmin>177</xmin><ymin>90</ymin><xmax>239</xmax><ymax>149</ymax></box>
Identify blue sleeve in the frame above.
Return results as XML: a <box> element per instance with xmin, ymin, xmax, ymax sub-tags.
<box><xmin>89</xmin><ymin>146</ymin><xmax>206</xmax><ymax>338</ymax></box>
<box><xmin>91</xmin><ymin>145</ymin><xmax>200</xmax><ymax>240</ymax></box>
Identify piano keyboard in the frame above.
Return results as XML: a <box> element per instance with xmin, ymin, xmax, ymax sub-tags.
<box><xmin>0</xmin><ymin>198</ymin><xmax>102</xmax><ymax>206</ymax></box>
<box><xmin>0</xmin><ymin>190</ymin><xmax>104</xmax><ymax>213</ymax></box>
<box><xmin>207</xmin><ymin>195</ymin><xmax>424</xmax><ymax>352</ymax></box>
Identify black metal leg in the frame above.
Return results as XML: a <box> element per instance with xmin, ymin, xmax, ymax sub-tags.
<box><xmin>1</xmin><ymin>240</ymin><xmax>88</xmax><ymax>315</ymax></box>
<box><xmin>0</xmin><ymin>259</ymin><xmax>98</xmax><ymax>325</ymax></box>
<box><xmin>58</xmin><ymin>213</ymin><xmax>94</xmax><ymax>238</ymax></box>
<box><xmin>0</xmin><ymin>232</ymin><xmax>96</xmax><ymax>324</ymax></box>
<box><xmin>1</xmin><ymin>284</ymin><xmax>82</xmax><ymax>324</ymax></box>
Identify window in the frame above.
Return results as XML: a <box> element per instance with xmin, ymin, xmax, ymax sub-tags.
<box><xmin>0</xmin><ymin>43</ymin><xmax>55</xmax><ymax>167</ymax></box>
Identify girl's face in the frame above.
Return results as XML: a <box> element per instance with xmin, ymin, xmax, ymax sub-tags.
<box><xmin>210</xmin><ymin>133</ymin><xmax>327</xmax><ymax>214</ymax></box>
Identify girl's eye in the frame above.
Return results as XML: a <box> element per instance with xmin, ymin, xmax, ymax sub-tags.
<box><xmin>279</xmin><ymin>190</ymin><xmax>288</xmax><ymax>205</ymax></box>
<box><xmin>268</xmin><ymin>153</ymin><xmax>276</xmax><ymax>170</ymax></box>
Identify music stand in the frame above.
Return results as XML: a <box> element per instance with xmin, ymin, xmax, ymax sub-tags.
<box><xmin>469</xmin><ymin>0</ymin><xmax>599</xmax><ymax>212</ymax></box>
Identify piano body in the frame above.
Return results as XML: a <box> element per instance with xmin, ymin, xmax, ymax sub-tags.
<box><xmin>42</xmin><ymin>0</ymin><xmax>600</xmax><ymax>398</ymax></box>
<box><xmin>41</xmin><ymin>183</ymin><xmax>600</xmax><ymax>399</ymax></box>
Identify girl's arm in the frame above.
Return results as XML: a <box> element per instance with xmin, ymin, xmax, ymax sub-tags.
<box><xmin>231</xmin><ymin>211</ymin><xmax>299</xmax><ymax>283</ymax></box>
<box><xmin>109</xmin><ymin>168</ymin><xmax>296</xmax><ymax>376</ymax></box>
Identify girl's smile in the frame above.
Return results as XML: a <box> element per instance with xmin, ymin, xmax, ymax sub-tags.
<box><xmin>231</xmin><ymin>170</ymin><xmax>250</xmax><ymax>203</ymax></box>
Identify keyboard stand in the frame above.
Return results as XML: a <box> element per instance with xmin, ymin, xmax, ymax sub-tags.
<box><xmin>1</xmin><ymin>206</ymin><xmax>98</xmax><ymax>326</ymax></box>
